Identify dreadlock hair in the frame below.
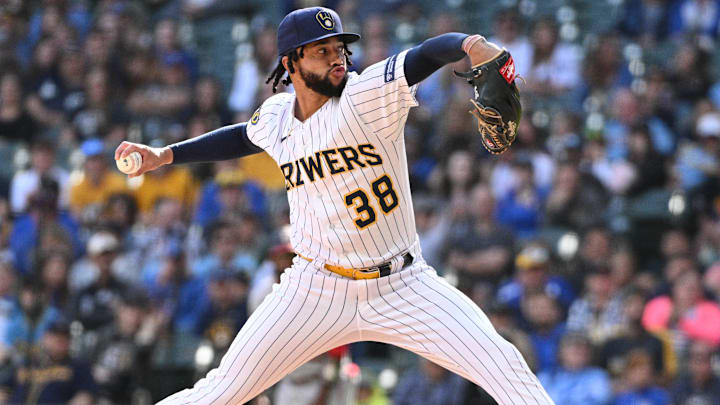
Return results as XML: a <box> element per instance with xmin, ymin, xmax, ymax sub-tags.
<box><xmin>265</xmin><ymin>43</ymin><xmax>354</xmax><ymax>93</ymax></box>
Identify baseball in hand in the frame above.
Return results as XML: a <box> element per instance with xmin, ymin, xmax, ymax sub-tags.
<box><xmin>116</xmin><ymin>151</ymin><xmax>143</xmax><ymax>174</ymax></box>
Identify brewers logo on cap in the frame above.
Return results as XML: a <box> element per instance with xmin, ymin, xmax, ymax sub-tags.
<box><xmin>316</xmin><ymin>10</ymin><xmax>335</xmax><ymax>30</ymax></box>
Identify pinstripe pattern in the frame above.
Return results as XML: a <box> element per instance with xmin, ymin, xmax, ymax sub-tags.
<box><xmin>156</xmin><ymin>48</ymin><xmax>553</xmax><ymax>404</ymax></box>
<box><xmin>358</xmin><ymin>260</ymin><xmax>553</xmax><ymax>405</ymax></box>
<box><xmin>157</xmin><ymin>256</ymin><xmax>553</xmax><ymax>405</ymax></box>
<box><xmin>244</xmin><ymin>50</ymin><xmax>418</xmax><ymax>270</ymax></box>
<box><xmin>165</xmin><ymin>259</ymin><xmax>361</xmax><ymax>405</ymax></box>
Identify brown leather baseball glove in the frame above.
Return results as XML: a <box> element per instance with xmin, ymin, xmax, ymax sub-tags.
<box><xmin>455</xmin><ymin>50</ymin><xmax>522</xmax><ymax>154</ymax></box>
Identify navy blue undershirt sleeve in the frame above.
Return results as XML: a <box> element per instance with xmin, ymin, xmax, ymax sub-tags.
<box><xmin>404</xmin><ymin>32</ymin><xmax>469</xmax><ymax>87</ymax></box>
<box><xmin>169</xmin><ymin>123</ymin><xmax>263</xmax><ymax>164</ymax></box>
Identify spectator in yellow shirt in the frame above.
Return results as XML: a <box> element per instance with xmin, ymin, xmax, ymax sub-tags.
<box><xmin>69</xmin><ymin>139</ymin><xmax>128</xmax><ymax>222</ymax></box>
<box><xmin>131</xmin><ymin>164</ymin><xmax>197</xmax><ymax>215</ymax></box>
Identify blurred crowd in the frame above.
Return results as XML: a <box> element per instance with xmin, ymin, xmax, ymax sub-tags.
<box><xmin>1</xmin><ymin>0</ymin><xmax>720</xmax><ymax>404</ymax></box>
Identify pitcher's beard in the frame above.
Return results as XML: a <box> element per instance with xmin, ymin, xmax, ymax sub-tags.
<box><xmin>299</xmin><ymin>66</ymin><xmax>347</xmax><ymax>97</ymax></box>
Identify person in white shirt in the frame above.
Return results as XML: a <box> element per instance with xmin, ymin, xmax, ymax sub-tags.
<box><xmin>10</xmin><ymin>138</ymin><xmax>69</xmax><ymax>214</ymax></box>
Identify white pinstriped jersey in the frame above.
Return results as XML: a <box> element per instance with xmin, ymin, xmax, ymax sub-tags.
<box><xmin>247</xmin><ymin>50</ymin><xmax>419</xmax><ymax>268</ymax></box>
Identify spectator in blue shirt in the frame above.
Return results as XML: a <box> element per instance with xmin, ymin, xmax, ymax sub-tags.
<box><xmin>539</xmin><ymin>333</ymin><xmax>612</xmax><ymax>405</ymax></box>
<box><xmin>523</xmin><ymin>292</ymin><xmax>567</xmax><ymax>372</ymax></box>
<box><xmin>496</xmin><ymin>156</ymin><xmax>549</xmax><ymax>240</ymax></box>
<box><xmin>613</xmin><ymin>349</ymin><xmax>669</xmax><ymax>405</ymax></box>
<box><xmin>0</xmin><ymin>320</ymin><xmax>97</xmax><ymax>405</ymax></box>
<box><xmin>153</xmin><ymin>18</ymin><xmax>198</xmax><ymax>82</ymax></box>
<box><xmin>675</xmin><ymin>112</ymin><xmax>720</xmax><ymax>190</ymax></box>
<box><xmin>670</xmin><ymin>340</ymin><xmax>720</xmax><ymax>405</ymax></box>
<box><xmin>618</xmin><ymin>0</ymin><xmax>671</xmax><ymax>43</ymax></box>
<box><xmin>9</xmin><ymin>176</ymin><xmax>83</xmax><ymax>275</ymax></box>
<box><xmin>143</xmin><ymin>246</ymin><xmax>208</xmax><ymax>334</ymax></box>
<box><xmin>195</xmin><ymin>271</ymin><xmax>249</xmax><ymax>354</ymax></box>
<box><xmin>19</xmin><ymin>1</ymin><xmax>92</xmax><ymax>66</ymax></box>
<box><xmin>191</xmin><ymin>219</ymin><xmax>258</xmax><ymax>280</ymax></box>
<box><xmin>0</xmin><ymin>260</ymin><xmax>17</xmax><ymax>357</ymax></box>
<box><xmin>497</xmin><ymin>243</ymin><xmax>575</xmax><ymax>318</ymax></box>
<box><xmin>667</xmin><ymin>0</ymin><xmax>720</xmax><ymax>40</ymax></box>
<box><xmin>193</xmin><ymin>162</ymin><xmax>266</xmax><ymax>228</ymax></box>
<box><xmin>3</xmin><ymin>277</ymin><xmax>63</xmax><ymax>355</ymax></box>
<box><xmin>393</xmin><ymin>358</ymin><xmax>468</xmax><ymax>405</ymax></box>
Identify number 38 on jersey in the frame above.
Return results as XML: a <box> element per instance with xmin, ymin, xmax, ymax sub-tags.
<box><xmin>344</xmin><ymin>174</ymin><xmax>399</xmax><ymax>229</ymax></box>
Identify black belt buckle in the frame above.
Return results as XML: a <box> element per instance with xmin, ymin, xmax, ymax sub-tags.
<box><xmin>402</xmin><ymin>252</ymin><xmax>414</xmax><ymax>268</ymax></box>
<box><xmin>378</xmin><ymin>263</ymin><xmax>391</xmax><ymax>277</ymax></box>
<box><xmin>376</xmin><ymin>252</ymin><xmax>414</xmax><ymax>278</ymax></box>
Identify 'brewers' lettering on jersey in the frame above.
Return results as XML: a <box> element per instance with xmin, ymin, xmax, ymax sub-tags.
<box><xmin>279</xmin><ymin>143</ymin><xmax>382</xmax><ymax>190</ymax></box>
<box><xmin>246</xmin><ymin>50</ymin><xmax>419</xmax><ymax>269</ymax></box>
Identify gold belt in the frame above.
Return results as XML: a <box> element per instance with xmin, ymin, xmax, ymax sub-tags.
<box><xmin>296</xmin><ymin>252</ymin><xmax>413</xmax><ymax>279</ymax></box>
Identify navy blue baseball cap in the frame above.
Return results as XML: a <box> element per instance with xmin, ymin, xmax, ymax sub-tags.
<box><xmin>277</xmin><ymin>7</ymin><xmax>360</xmax><ymax>57</ymax></box>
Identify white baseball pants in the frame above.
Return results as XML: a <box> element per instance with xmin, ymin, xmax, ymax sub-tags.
<box><xmin>156</xmin><ymin>254</ymin><xmax>554</xmax><ymax>405</ymax></box>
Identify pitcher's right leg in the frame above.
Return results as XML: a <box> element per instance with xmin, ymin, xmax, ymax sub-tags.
<box><xmin>156</xmin><ymin>262</ymin><xmax>358</xmax><ymax>405</ymax></box>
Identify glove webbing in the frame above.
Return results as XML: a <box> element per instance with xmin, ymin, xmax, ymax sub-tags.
<box><xmin>469</xmin><ymin>99</ymin><xmax>508</xmax><ymax>154</ymax></box>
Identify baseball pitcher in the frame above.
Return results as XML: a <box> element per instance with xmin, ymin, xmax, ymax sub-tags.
<box><xmin>115</xmin><ymin>7</ymin><xmax>549</xmax><ymax>405</ymax></box>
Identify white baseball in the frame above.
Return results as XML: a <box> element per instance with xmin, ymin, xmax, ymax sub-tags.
<box><xmin>116</xmin><ymin>151</ymin><xmax>143</xmax><ymax>174</ymax></box>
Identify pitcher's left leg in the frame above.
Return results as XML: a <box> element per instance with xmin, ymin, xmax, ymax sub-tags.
<box><xmin>358</xmin><ymin>263</ymin><xmax>554</xmax><ymax>405</ymax></box>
